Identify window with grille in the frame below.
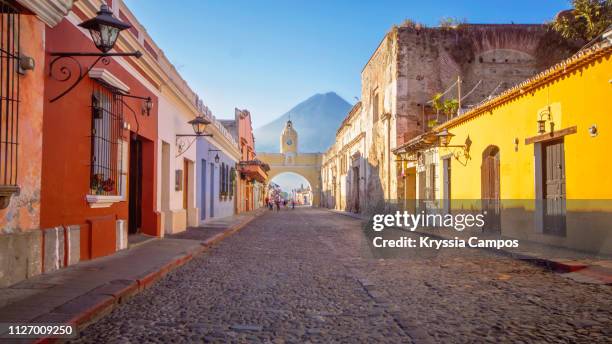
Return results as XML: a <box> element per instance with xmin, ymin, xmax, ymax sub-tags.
<box><xmin>0</xmin><ymin>0</ymin><xmax>20</xmax><ymax>202</ymax></box>
<box><xmin>220</xmin><ymin>162</ymin><xmax>232</xmax><ymax>199</ymax></box>
<box><xmin>372</xmin><ymin>92</ymin><xmax>379</xmax><ymax>123</ymax></box>
<box><xmin>229</xmin><ymin>167</ymin><xmax>235</xmax><ymax>198</ymax></box>
<box><xmin>90</xmin><ymin>84</ymin><xmax>124</xmax><ymax>196</ymax></box>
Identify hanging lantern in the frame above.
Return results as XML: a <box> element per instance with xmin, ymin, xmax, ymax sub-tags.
<box><xmin>436</xmin><ymin>128</ymin><xmax>455</xmax><ymax>146</ymax></box>
<box><xmin>188</xmin><ymin>115</ymin><xmax>211</xmax><ymax>136</ymax></box>
<box><xmin>78</xmin><ymin>4</ymin><xmax>132</xmax><ymax>53</ymax></box>
<box><xmin>537</xmin><ymin>119</ymin><xmax>546</xmax><ymax>134</ymax></box>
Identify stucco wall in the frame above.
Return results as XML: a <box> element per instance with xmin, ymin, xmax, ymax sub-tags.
<box><xmin>0</xmin><ymin>14</ymin><xmax>45</xmax><ymax>234</ymax></box>
<box><xmin>157</xmin><ymin>91</ymin><xmax>198</xmax><ymax>234</ymax></box>
<box><xmin>196</xmin><ymin>138</ymin><xmax>238</xmax><ymax>222</ymax></box>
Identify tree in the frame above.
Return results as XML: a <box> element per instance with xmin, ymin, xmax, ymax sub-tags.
<box><xmin>551</xmin><ymin>0</ymin><xmax>612</xmax><ymax>41</ymax></box>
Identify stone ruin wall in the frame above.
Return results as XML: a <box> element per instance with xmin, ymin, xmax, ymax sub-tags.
<box><xmin>360</xmin><ymin>31</ymin><xmax>399</xmax><ymax>212</ymax></box>
<box><xmin>395</xmin><ymin>24</ymin><xmax>578</xmax><ymax>147</ymax></box>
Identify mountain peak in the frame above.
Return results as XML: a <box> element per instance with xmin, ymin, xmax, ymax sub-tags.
<box><xmin>254</xmin><ymin>92</ymin><xmax>352</xmax><ymax>153</ymax></box>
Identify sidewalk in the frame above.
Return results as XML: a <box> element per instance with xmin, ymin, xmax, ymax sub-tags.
<box><xmin>0</xmin><ymin>209</ymin><xmax>265</xmax><ymax>343</ymax></box>
<box><xmin>329</xmin><ymin>209</ymin><xmax>612</xmax><ymax>285</ymax></box>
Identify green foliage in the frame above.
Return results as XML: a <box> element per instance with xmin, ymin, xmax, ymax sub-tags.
<box><xmin>432</xmin><ymin>93</ymin><xmax>444</xmax><ymax>113</ymax></box>
<box><xmin>439</xmin><ymin>17</ymin><xmax>467</xmax><ymax>28</ymax></box>
<box><xmin>551</xmin><ymin>0</ymin><xmax>612</xmax><ymax>41</ymax></box>
<box><xmin>432</xmin><ymin>93</ymin><xmax>459</xmax><ymax>117</ymax></box>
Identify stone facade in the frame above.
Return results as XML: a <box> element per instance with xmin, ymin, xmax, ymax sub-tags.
<box><xmin>321</xmin><ymin>103</ymin><xmax>366</xmax><ymax>213</ymax></box>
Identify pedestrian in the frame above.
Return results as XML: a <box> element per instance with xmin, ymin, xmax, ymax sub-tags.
<box><xmin>291</xmin><ymin>200</ymin><xmax>295</xmax><ymax>209</ymax></box>
<box><xmin>275</xmin><ymin>199</ymin><xmax>280</xmax><ymax>211</ymax></box>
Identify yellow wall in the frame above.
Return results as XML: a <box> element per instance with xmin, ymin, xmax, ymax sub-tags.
<box><xmin>440</xmin><ymin>52</ymin><xmax>612</xmax><ymax>204</ymax></box>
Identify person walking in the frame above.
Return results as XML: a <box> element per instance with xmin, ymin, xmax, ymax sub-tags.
<box><xmin>265</xmin><ymin>196</ymin><xmax>271</xmax><ymax>211</ymax></box>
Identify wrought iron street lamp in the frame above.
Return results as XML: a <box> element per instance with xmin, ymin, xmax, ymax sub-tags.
<box><xmin>188</xmin><ymin>116</ymin><xmax>212</xmax><ymax>137</ymax></box>
<box><xmin>176</xmin><ymin>116</ymin><xmax>214</xmax><ymax>158</ymax></box>
<box><xmin>208</xmin><ymin>149</ymin><xmax>222</xmax><ymax>164</ymax></box>
<box><xmin>78</xmin><ymin>5</ymin><xmax>130</xmax><ymax>53</ymax></box>
<box><xmin>436</xmin><ymin>128</ymin><xmax>456</xmax><ymax>147</ymax></box>
<box><xmin>48</xmin><ymin>4</ymin><xmax>143</xmax><ymax>103</ymax></box>
<box><xmin>435</xmin><ymin>128</ymin><xmax>472</xmax><ymax>162</ymax></box>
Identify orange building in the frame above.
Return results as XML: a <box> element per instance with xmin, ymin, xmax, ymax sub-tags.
<box><xmin>230</xmin><ymin>108</ymin><xmax>268</xmax><ymax>213</ymax></box>
<box><xmin>0</xmin><ymin>0</ymin><xmax>73</xmax><ymax>287</ymax></box>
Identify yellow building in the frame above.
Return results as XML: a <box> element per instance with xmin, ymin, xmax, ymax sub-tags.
<box><xmin>394</xmin><ymin>36</ymin><xmax>612</xmax><ymax>255</ymax></box>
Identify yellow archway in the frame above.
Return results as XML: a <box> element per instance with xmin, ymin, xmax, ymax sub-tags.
<box><xmin>257</xmin><ymin>152</ymin><xmax>322</xmax><ymax>206</ymax></box>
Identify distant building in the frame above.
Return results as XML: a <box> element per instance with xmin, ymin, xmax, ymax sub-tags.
<box><xmin>293</xmin><ymin>184</ymin><xmax>312</xmax><ymax>205</ymax></box>
<box><xmin>223</xmin><ymin>109</ymin><xmax>268</xmax><ymax>213</ymax></box>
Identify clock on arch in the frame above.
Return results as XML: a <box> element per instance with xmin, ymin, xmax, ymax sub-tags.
<box><xmin>286</xmin><ymin>139</ymin><xmax>293</xmax><ymax>146</ymax></box>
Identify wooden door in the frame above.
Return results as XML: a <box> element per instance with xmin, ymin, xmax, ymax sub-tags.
<box><xmin>481</xmin><ymin>146</ymin><xmax>500</xmax><ymax>232</ymax></box>
<box><xmin>210</xmin><ymin>162</ymin><xmax>215</xmax><ymax>217</ymax></box>
<box><xmin>404</xmin><ymin>167</ymin><xmax>416</xmax><ymax>213</ymax></box>
<box><xmin>352</xmin><ymin>167</ymin><xmax>360</xmax><ymax>213</ymax></box>
<box><xmin>442</xmin><ymin>158</ymin><xmax>451</xmax><ymax>213</ymax></box>
<box><xmin>183</xmin><ymin>159</ymin><xmax>189</xmax><ymax>210</ymax></box>
<box><xmin>543</xmin><ymin>139</ymin><xmax>566</xmax><ymax>235</ymax></box>
<box><xmin>128</xmin><ymin>137</ymin><xmax>142</xmax><ymax>234</ymax></box>
<box><xmin>418</xmin><ymin>170</ymin><xmax>426</xmax><ymax>211</ymax></box>
<box><xmin>200</xmin><ymin>160</ymin><xmax>207</xmax><ymax>220</ymax></box>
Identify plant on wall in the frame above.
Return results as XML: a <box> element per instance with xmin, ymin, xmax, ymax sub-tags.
<box><xmin>432</xmin><ymin>93</ymin><xmax>459</xmax><ymax>123</ymax></box>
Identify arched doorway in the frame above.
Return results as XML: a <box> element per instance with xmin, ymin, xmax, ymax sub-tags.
<box><xmin>269</xmin><ymin>172</ymin><xmax>313</xmax><ymax>206</ymax></box>
<box><xmin>481</xmin><ymin>145</ymin><xmax>501</xmax><ymax>232</ymax></box>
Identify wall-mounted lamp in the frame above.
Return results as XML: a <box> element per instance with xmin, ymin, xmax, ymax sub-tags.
<box><xmin>514</xmin><ymin>137</ymin><xmax>519</xmax><ymax>152</ymax></box>
<box><xmin>537</xmin><ymin>106</ymin><xmax>554</xmax><ymax>135</ymax></box>
<box><xmin>209</xmin><ymin>149</ymin><xmax>221</xmax><ymax>164</ymax></box>
<box><xmin>143</xmin><ymin>97</ymin><xmax>153</xmax><ymax>116</ymax></box>
<box><xmin>121</xmin><ymin>93</ymin><xmax>153</xmax><ymax>116</ymax></box>
<box><xmin>589</xmin><ymin>124</ymin><xmax>598</xmax><ymax>137</ymax></box>
<box><xmin>435</xmin><ymin>128</ymin><xmax>472</xmax><ymax>161</ymax></box>
<box><xmin>177</xmin><ymin>115</ymin><xmax>212</xmax><ymax>138</ymax></box>
<box><xmin>175</xmin><ymin>116</ymin><xmax>214</xmax><ymax>158</ymax></box>
<box><xmin>48</xmin><ymin>4</ymin><xmax>142</xmax><ymax>103</ymax></box>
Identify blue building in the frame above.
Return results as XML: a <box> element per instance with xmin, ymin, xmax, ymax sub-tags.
<box><xmin>196</xmin><ymin>118</ymin><xmax>241</xmax><ymax>223</ymax></box>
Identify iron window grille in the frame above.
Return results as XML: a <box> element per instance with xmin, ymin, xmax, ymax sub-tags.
<box><xmin>90</xmin><ymin>83</ymin><xmax>124</xmax><ymax>196</ymax></box>
<box><xmin>0</xmin><ymin>0</ymin><xmax>21</xmax><ymax>207</ymax></box>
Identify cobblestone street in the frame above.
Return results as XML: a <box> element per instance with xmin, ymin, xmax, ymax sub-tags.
<box><xmin>72</xmin><ymin>208</ymin><xmax>612</xmax><ymax>343</ymax></box>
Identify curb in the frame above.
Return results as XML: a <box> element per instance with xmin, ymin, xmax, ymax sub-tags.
<box><xmin>30</xmin><ymin>210</ymin><xmax>265</xmax><ymax>344</ymax></box>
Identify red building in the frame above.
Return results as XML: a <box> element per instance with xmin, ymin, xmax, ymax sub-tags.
<box><xmin>40</xmin><ymin>0</ymin><xmax>161</xmax><ymax>268</ymax></box>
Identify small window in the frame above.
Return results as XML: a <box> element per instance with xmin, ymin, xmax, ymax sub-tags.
<box><xmin>90</xmin><ymin>84</ymin><xmax>124</xmax><ymax>196</ymax></box>
<box><xmin>372</xmin><ymin>93</ymin><xmax>379</xmax><ymax>123</ymax></box>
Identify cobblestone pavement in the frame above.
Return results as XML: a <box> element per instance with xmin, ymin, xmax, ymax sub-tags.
<box><xmin>71</xmin><ymin>208</ymin><xmax>612</xmax><ymax>343</ymax></box>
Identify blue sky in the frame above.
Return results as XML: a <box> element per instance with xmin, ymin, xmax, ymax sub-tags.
<box><xmin>124</xmin><ymin>0</ymin><xmax>570</xmax><ymax>129</ymax></box>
